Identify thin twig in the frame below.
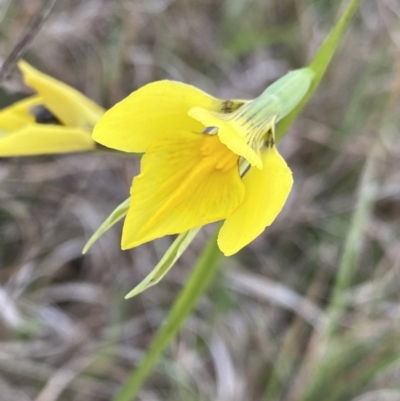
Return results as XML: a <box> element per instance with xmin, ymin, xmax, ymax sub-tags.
<box><xmin>0</xmin><ymin>0</ymin><xmax>58</xmax><ymax>83</ymax></box>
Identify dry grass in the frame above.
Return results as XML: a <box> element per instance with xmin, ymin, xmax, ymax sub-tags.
<box><xmin>1</xmin><ymin>0</ymin><xmax>400</xmax><ymax>400</ymax></box>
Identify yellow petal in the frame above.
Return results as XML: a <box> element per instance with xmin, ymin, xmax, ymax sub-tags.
<box><xmin>0</xmin><ymin>124</ymin><xmax>95</xmax><ymax>156</ymax></box>
<box><xmin>218</xmin><ymin>146</ymin><xmax>293</xmax><ymax>256</ymax></box>
<box><xmin>189</xmin><ymin>107</ymin><xmax>266</xmax><ymax>168</ymax></box>
<box><xmin>0</xmin><ymin>96</ymin><xmax>41</xmax><ymax>133</ymax></box>
<box><xmin>92</xmin><ymin>80</ymin><xmax>246</xmax><ymax>153</ymax></box>
<box><xmin>122</xmin><ymin>131</ymin><xmax>244</xmax><ymax>248</ymax></box>
<box><xmin>18</xmin><ymin>60</ymin><xmax>104</xmax><ymax>130</ymax></box>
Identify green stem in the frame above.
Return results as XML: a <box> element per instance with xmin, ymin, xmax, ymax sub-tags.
<box><xmin>112</xmin><ymin>228</ymin><xmax>222</xmax><ymax>401</ymax></box>
<box><xmin>276</xmin><ymin>0</ymin><xmax>363</xmax><ymax>140</ymax></box>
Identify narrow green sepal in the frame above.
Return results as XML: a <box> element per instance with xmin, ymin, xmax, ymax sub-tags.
<box><xmin>82</xmin><ymin>198</ymin><xmax>130</xmax><ymax>254</ymax></box>
<box><xmin>124</xmin><ymin>227</ymin><xmax>200</xmax><ymax>298</ymax></box>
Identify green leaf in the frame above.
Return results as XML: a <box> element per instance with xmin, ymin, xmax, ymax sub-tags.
<box><xmin>276</xmin><ymin>0</ymin><xmax>362</xmax><ymax>140</ymax></box>
<box><xmin>113</xmin><ymin>228</ymin><xmax>222</xmax><ymax>401</ymax></box>
<box><xmin>125</xmin><ymin>227</ymin><xmax>201</xmax><ymax>299</ymax></box>
<box><xmin>82</xmin><ymin>198</ymin><xmax>130</xmax><ymax>254</ymax></box>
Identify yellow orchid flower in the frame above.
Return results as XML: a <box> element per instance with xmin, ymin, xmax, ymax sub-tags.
<box><xmin>0</xmin><ymin>61</ymin><xmax>105</xmax><ymax>156</ymax></box>
<box><xmin>93</xmin><ymin>69</ymin><xmax>313</xmax><ymax>256</ymax></box>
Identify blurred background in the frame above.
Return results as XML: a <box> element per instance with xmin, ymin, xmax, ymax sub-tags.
<box><xmin>1</xmin><ymin>0</ymin><xmax>400</xmax><ymax>400</ymax></box>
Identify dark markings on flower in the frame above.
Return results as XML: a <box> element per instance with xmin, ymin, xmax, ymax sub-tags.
<box><xmin>221</xmin><ymin>99</ymin><xmax>245</xmax><ymax>114</ymax></box>
<box><xmin>203</xmin><ymin>126</ymin><xmax>218</xmax><ymax>135</ymax></box>
<box><xmin>239</xmin><ymin>158</ymin><xmax>251</xmax><ymax>177</ymax></box>
<box><xmin>221</xmin><ymin>100</ymin><xmax>234</xmax><ymax>113</ymax></box>
<box><xmin>264</xmin><ymin>130</ymin><xmax>275</xmax><ymax>148</ymax></box>
<box><xmin>244</xmin><ymin>110</ymin><xmax>261</xmax><ymax>125</ymax></box>
<box><xmin>30</xmin><ymin>105</ymin><xmax>61</xmax><ymax>125</ymax></box>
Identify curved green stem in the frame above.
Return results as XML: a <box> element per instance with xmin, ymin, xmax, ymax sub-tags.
<box><xmin>276</xmin><ymin>0</ymin><xmax>363</xmax><ymax>140</ymax></box>
<box><xmin>112</xmin><ymin>227</ymin><xmax>222</xmax><ymax>401</ymax></box>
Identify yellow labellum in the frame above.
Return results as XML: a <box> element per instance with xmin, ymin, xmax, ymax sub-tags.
<box><xmin>0</xmin><ymin>61</ymin><xmax>105</xmax><ymax>157</ymax></box>
<box><xmin>93</xmin><ymin>79</ymin><xmax>294</xmax><ymax>255</ymax></box>
<box><xmin>122</xmin><ymin>132</ymin><xmax>244</xmax><ymax>249</ymax></box>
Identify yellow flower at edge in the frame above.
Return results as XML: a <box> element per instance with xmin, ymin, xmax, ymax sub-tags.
<box><xmin>0</xmin><ymin>61</ymin><xmax>105</xmax><ymax>156</ymax></box>
<box><xmin>93</xmin><ymin>70</ymin><xmax>313</xmax><ymax>255</ymax></box>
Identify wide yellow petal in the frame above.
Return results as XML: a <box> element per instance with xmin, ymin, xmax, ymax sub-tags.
<box><xmin>218</xmin><ymin>146</ymin><xmax>293</xmax><ymax>256</ymax></box>
<box><xmin>92</xmin><ymin>80</ymin><xmax>246</xmax><ymax>153</ymax></box>
<box><xmin>0</xmin><ymin>124</ymin><xmax>95</xmax><ymax>156</ymax></box>
<box><xmin>122</xmin><ymin>131</ymin><xmax>244</xmax><ymax>248</ymax></box>
<box><xmin>0</xmin><ymin>96</ymin><xmax>41</xmax><ymax>133</ymax></box>
<box><xmin>189</xmin><ymin>107</ymin><xmax>265</xmax><ymax>168</ymax></box>
<box><xmin>18</xmin><ymin>60</ymin><xmax>104</xmax><ymax>130</ymax></box>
